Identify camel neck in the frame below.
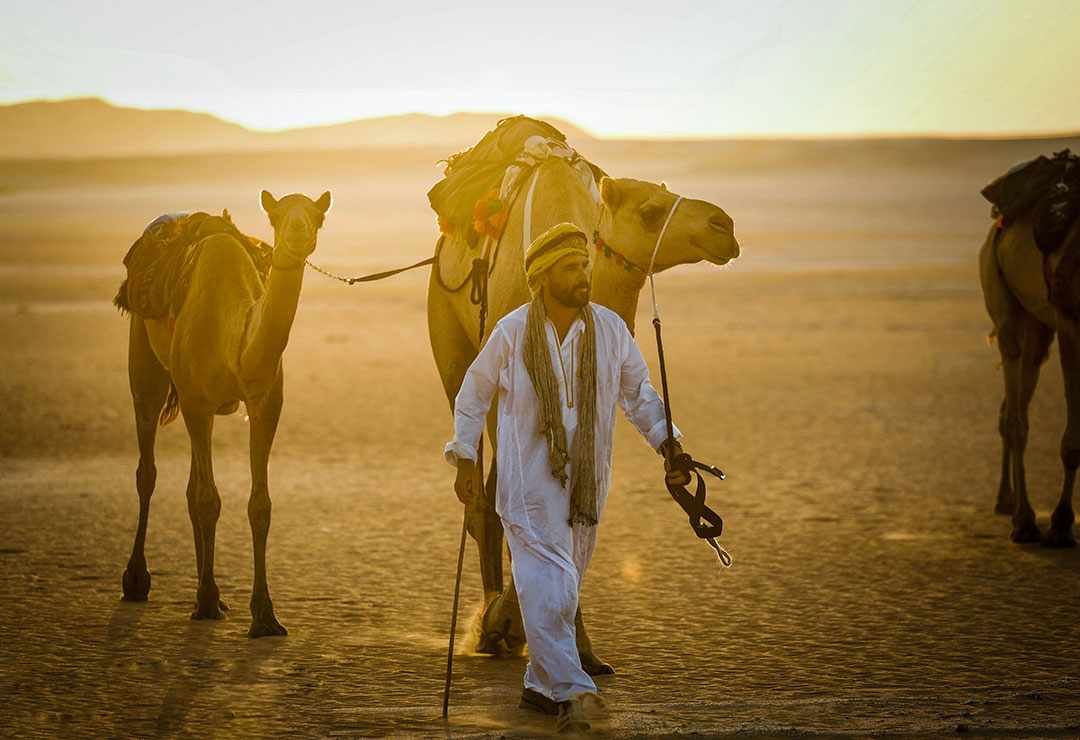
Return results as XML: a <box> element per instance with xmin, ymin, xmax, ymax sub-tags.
<box><xmin>590</xmin><ymin>251</ymin><xmax>645</xmax><ymax>335</ymax></box>
<box><xmin>240</xmin><ymin>261</ymin><xmax>306</xmax><ymax>382</ymax></box>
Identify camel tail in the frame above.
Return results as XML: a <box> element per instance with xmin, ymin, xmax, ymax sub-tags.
<box><xmin>159</xmin><ymin>384</ymin><xmax>180</xmax><ymax>427</ymax></box>
<box><xmin>113</xmin><ymin>279</ymin><xmax>131</xmax><ymax>315</ymax></box>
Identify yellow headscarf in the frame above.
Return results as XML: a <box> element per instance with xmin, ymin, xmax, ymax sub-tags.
<box><xmin>524</xmin><ymin>222</ymin><xmax>589</xmax><ymax>295</ymax></box>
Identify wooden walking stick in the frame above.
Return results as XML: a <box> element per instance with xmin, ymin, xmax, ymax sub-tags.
<box><xmin>444</xmin><ymin>270</ymin><xmax>491</xmax><ymax>719</ymax></box>
<box><xmin>442</xmin><ymin>513</ymin><xmax>468</xmax><ymax>719</ymax></box>
<box><xmin>443</xmin><ymin>438</ymin><xmax>482</xmax><ymax>719</ymax></box>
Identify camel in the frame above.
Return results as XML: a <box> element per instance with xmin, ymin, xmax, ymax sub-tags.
<box><xmin>979</xmin><ymin>214</ymin><xmax>1079</xmax><ymax>547</ymax></box>
<box><xmin>120</xmin><ymin>190</ymin><xmax>332</xmax><ymax>636</ymax></box>
<box><xmin>427</xmin><ymin>155</ymin><xmax>738</xmax><ymax>672</ymax></box>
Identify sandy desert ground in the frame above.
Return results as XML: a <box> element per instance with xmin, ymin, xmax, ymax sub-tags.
<box><xmin>2</xmin><ymin>135</ymin><xmax>1080</xmax><ymax>739</ymax></box>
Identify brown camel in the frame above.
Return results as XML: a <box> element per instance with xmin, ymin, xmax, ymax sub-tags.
<box><xmin>979</xmin><ymin>214</ymin><xmax>1078</xmax><ymax>547</ymax></box>
<box><xmin>427</xmin><ymin>156</ymin><xmax>738</xmax><ymax>671</ymax></box>
<box><xmin>121</xmin><ymin>190</ymin><xmax>332</xmax><ymax>636</ymax></box>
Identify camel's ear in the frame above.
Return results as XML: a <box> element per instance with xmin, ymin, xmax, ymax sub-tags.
<box><xmin>260</xmin><ymin>190</ymin><xmax>277</xmax><ymax>213</ymax></box>
<box><xmin>637</xmin><ymin>197</ymin><xmax>668</xmax><ymax>230</ymax></box>
<box><xmin>599</xmin><ymin>177</ymin><xmax>623</xmax><ymax>211</ymax></box>
<box><xmin>315</xmin><ymin>191</ymin><xmax>332</xmax><ymax>214</ymax></box>
<box><xmin>660</xmin><ymin>181</ymin><xmax>669</xmax><ymax>191</ymax></box>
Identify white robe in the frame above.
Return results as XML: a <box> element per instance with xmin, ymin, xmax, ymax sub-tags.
<box><xmin>445</xmin><ymin>301</ymin><xmax>677</xmax><ymax>702</ymax></box>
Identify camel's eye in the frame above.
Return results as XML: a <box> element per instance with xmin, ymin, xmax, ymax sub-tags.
<box><xmin>637</xmin><ymin>201</ymin><xmax>667</xmax><ymax>230</ymax></box>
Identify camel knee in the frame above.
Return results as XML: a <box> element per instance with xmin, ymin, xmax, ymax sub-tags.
<box><xmin>1006</xmin><ymin>426</ymin><xmax>1028</xmax><ymax>452</ymax></box>
<box><xmin>135</xmin><ymin>459</ymin><xmax>157</xmax><ymax>499</ymax></box>
<box><xmin>248</xmin><ymin>490</ymin><xmax>271</xmax><ymax>533</ymax></box>
<box><xmin>195</xmin><ymin>483</ymin><xmax>221</xmax><ymax>523</ymax></box>
<box><xmin>997</xmin><ymin>327</ymin><xmax>1022</xmax><ymax>360</ymax></box>
<box><xmin>1003</xmin><ymin>413</ymin><xmax>1028</xmax><ymax>450</ymax></box>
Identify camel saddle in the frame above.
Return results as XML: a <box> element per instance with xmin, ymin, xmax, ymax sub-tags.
<box><xmin>983</xmin><ymin>149</ymin><xmax>1080</xmax><ymax>254</ymax></box>
<box><xmin>427</xmin><ymin>115</ymin><xmax>605</xmax><ymax>248</ymax></box>
<box><xmin>113</xmin><ymin>211</ymin><xmax>271</xmax><ymax>321</ymax></box>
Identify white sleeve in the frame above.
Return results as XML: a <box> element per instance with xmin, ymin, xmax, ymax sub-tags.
<box><xmin>617</xmin><ymin>329</ymin><xmax>681</xmax><ymax>452</ymax></box>
<box><xmin>444</xmin><ymin>323</ymin><xmax>510</xmax><ymax>465</ymax></box>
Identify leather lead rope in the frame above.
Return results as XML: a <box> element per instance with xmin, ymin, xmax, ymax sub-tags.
<box><xmin>304</xmin><ymin>255</ymin><xmax>435</xmax><ymax>284</ymax></box>
<box><xmin>646</xmin><ymin>197</ymin><xmax>732</xmax><ymax>569</ymax></box>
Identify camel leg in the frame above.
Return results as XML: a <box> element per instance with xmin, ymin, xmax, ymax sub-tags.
<box><xmin>1045</xmin><ymin>325</ymin><xmax>1079</xmax><ymax>547</ymax></box>
<box><xmin>183</xmin><ymin>454</ymin><xmax>201</xmax><ymax>589</ymax></box>
<box><xmin>997</xmin><ymin>313</ymin><xmax>1054</xmax><ymax>543</ymax></box>
<box><xmin>574</xmin><ymin>607</ymin><xmax>615</xmax><ymax>675</ymax></box>
<box><xmin>994</xmin><ymin>399</ymin><xmax>1014</xmax><ymax>514</ymax></box>
<box><xmin>181</xmin><ymin>453</ymin><xmax>228</xmax><ymax>613</ymax></box>
<box><xmin>122</xmin><ymin>316</ymin><xmax>170</xmax><ymax>601</ymax></box>
<box><xmin>428</xmin><ymin>283</ymin><xmax>505</xmax><ymax>621</ymax></box>
<box><xmin>181</xmin><ymin>402</ymin><xmax>226</xmax><ymax>619</ymax></box>
<box><xmin>478</xmin><ymin>559</ymin><xmax>526</xmax><ymax>655</ymax></box>
<box><xmin>481</xmin><ymin>558</ymin><xmax>614</xmax><ymax>674</ymax></box>
<box><xmin>248</xmin><ymin>368</ymin><xmax>288</xmax><ymax>635</ymax></box>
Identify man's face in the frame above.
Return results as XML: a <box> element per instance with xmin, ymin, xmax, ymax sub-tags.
<box><xmin>543</xmin><ymin>252</ymin><xmax>591</xmax><ymax>308</ymax></box>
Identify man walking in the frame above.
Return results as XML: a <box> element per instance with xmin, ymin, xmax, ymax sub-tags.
<box><xmin>444</xmin><ymin>222</ymin><xmax>690</xmax><ymax>733</ymax></box>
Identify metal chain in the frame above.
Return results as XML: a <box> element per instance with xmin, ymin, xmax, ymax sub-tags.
<box><xmin>303</xmin><ymin>259</ymin><xmax>353</xmax><ymax>284</ymax></box>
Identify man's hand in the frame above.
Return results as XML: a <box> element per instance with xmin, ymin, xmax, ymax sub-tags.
<box><xmin>661</xmin><ymin>439</ymin><xmax>692</xmax><ymax>487</ymax></box>
<box><xmin>454</xmin><ymin>458</ymin><xmax>477</xmax><ymax>505</ymax></box>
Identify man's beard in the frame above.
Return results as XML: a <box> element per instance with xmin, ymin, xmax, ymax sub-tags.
<box><xmin>550</xmin><ymin>280</ymin><xmax>591</xmax><ymax>308</ymax></box>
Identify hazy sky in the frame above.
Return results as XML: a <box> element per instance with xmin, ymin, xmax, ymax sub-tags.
<box><xmin>2</xmin><ymin>0</ymin><xmax>1077</xmax><ymax>137</ymax></box>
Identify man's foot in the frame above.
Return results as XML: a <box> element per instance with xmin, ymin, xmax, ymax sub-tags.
<box><xmin>556</xmin><ymin>692</ymin><xmax>608</xmax><ymax>734</ymax></box>
<box><xmin>520</xmin><ymin>687</ymin><xmax>562</xmax><ymax>716</ymax></box>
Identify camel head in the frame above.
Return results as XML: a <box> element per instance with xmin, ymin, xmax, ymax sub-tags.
<box><xmin>260</xmin><ymin>190</ymin><xmax>332</xmax><ymax>268</ymax></box>
<box><xmin>597</xmin><ymin>178</ymin><xmax>738</xmax><ymax>274</ymax></box>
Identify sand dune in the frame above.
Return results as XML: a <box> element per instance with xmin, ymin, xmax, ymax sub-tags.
<box><xmin>0</xmin><ymin>98</ymin><xmax>590</xmax><ymax>159</ymax></box>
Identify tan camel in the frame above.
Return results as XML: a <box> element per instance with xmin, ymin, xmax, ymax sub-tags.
<box><xmin>427</xmin><ymin>157</ymin><xmax>738</xmax><ymax>671</ymax></box>
<box><xmin>979</xmin><ymin>214</ymin><xmax>1078</xmax><ymax>547</ymax></box>
<box><xmin>121</xmin><ymin>190</ymin><xmax>332</xmax><ymax>636</ymax></box>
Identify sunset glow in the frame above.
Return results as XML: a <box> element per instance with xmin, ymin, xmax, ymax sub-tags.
<box><xmin>2</xmin><ymin>0</ymin><xmax>1078</xmax><ymax>137</ymax></box>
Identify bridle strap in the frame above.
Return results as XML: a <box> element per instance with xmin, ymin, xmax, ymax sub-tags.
<box><xmin>648</xmin><ymin>195</ymin><xmax>683</xmax><ymax>322</ymax></box>
<box><xmin>646</xmin><ymin>195</ymin><xmax>684</xmax><ymax>278</ymax></box>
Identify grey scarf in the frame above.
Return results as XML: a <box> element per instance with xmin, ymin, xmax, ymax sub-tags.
<box><xmin>522</xmin><ymin>295</ymin><xmax>598</xmax><ymax>526</ymax></box>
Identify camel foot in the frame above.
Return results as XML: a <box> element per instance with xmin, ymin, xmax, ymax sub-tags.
<box><xmin>1042</xmin><ymin>507</ymin><xmax>1076</xmax><ymax>548</ymax></box>
<box><xmin>248</xmin><ymin>617</ymin><xmax>287</xmax><ymax>638</ymax></box>
<box><xmin>191</xmin><ymin>587</ymin><xmax>227</xmax><ymax>620</ymax></box>
<box><xmin>476</xmin><ymin>593</ymin><xmax>509</xmax><ymax>654</ymax></box>
<box><xmin>1010</xmin><ymin>517</ymin><xmax>1042</xmax><ymax>544</ymax></box>
<box><xmin>476</xmin><ymin>631</ymin><xmax>503</xmax><ymax>655</ymax></box>
<box><xmin>476</xmin><ymin>592</ymin><xmax>526</xmax><ymax>656</ymax></box>
<box><xmin>475</xmin><ymin>625</ymin><xmax>524</xmax><ymax>656</ymax></box>
<box><xmin>994</xmin><ymin>497</ymin><xmax>1013</xmax><ymax>516</ymax></box>
<box><xmin>581</xmin><ymin>653</ymin><xmax>615</xmax><ymax>676</ymax></box>
<box><xmin>248</xmin><ymin>594</ymin><xmax>286</xmax><ymax>637</ymax></box>
<box><xmin>191</xmin><ymin>599</ymin><xmax>230</xmax><ymax>612</ymax></box>
<box><xmin>121</xmin><ymin>567</ymin><xmax>151</xmax><ymax>601</ymax></box>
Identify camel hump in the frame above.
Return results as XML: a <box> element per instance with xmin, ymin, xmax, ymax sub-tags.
<box><xmin>114</xmin><ymin>211</ymin><xmax>272</xmax><ymax>320</ymax></box>
<box><xmin>427</xmin><ymin>116</ymin><xmax>605</xmax><ymax>247</ymax></box>
<box><xmin>982</xmin><ymin>149</ymin><xmax>1079</xmax><ymax>223</ymax></box>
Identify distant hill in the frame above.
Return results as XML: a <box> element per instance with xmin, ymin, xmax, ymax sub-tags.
<box><xmin>0</xmin><ymin>98</ymin><xmax>593</xmax><ymax>159</ymax></box>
